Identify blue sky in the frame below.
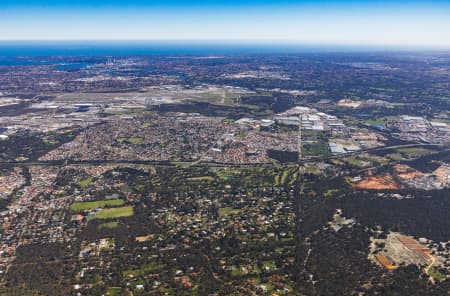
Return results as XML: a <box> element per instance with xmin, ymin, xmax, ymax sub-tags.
<box><xmin>1</xmin><ymin>0</ymin><xmax>449</xmax><ymax>47</ymax></box>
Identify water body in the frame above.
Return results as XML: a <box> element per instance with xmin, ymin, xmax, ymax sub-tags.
<box><xmin>55</xmin><ymin>62</ymin><xmax>91</xmax><ymax>71</ymax></box>
<box><xmin>0</xmin><ymin>57</ymin><xmax>53</xmax><ymax>66</ymax></box>
<box><xmin>0</xmin><ymin>41</ymin><xmax>403</xmax><ymax>60</ymax></box>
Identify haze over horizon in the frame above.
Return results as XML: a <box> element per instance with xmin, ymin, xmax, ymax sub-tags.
<box><xmin>0</xmin><ymin>0</ymin><xmax>450</xmax><ymax>48</ymax></box>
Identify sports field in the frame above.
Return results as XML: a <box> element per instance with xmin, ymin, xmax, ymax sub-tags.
<box><xmin>70</xmin><ymin>199</ymin><xmax>125</xmax><ymax>212</ymax></box>
<box><xmin>96</xmin><ymin>206</ymin><xmax>134</xmax><ymax>219</ymax></box>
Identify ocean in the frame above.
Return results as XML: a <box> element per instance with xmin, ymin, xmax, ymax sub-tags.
<box><xmin>0</xmin><ymin>41</ymin><xmax>402</xmax><ymax>58</ymax></box>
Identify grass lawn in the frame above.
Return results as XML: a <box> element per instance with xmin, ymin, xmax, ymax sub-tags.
<box><xmin>280</xmin><ymin>168</ymin><xmax>291</xmax><ymax>185</ymax></box>
<box><xmin>134</xmin><ymin>184</ymin><xmax>145</xmax><ymax>192</ymax></box>
<box><xmin>128</xmin><ymin>137</ymin><xmax>143</xmax><ymax>144</ymax></box>
<box><xmin>365</xmin><ymin>118</ymin><xmax>385</xmax><ymax>125</ymax></box>
<box><xmin>217</xmin><ymin>169</ymin><xmax>237</xmax><ymax>180</ymax></box>
<box><xmin>428</xmin><ymin>266</ymin><xmax>446</xmax><ymax>282</ymax></box>
<box><xmin>263</xmin><ymin>261</ymin><xmax>277</xmax><ymax>271</ymax></box>
<box><xmin>218</xmin><ymin>207</ymin><xmax>242</xmax><ymax>217</ymax></box>
<box><xmin>187</xmin><ymin>176</ymin><xmax>215</xmax><ymax>182</ymax></box>
<box><xmin>71</xmin><ymin>199</ymin><xmax>125</xmax><ymax>212</ymax></box>
<box><xmin>386</xmin><ymin>153</ymin><xmax>404</xmax><ymax>161</ymax></box>
<box><xmin>98</xmin><ymin>221</ymin><xmax>119</xmax><ymax>229</ymax></box>
<box><xmin>397</xmin><ymin>147</ymin><xmax>433</xmax><ymax>158</ymax></box>
<box><xmin>252</xmin><ymin>264</ymin><xmax>261</xmax><ymax>275</ymax></box>
<box><xmin>96</xmin><ymin>206</ymin><xmax>134</xmax><ymax>220</ymax></box>
<box><xmin>344</xmin><ymin>157</ymin><xmax>366</xmax><ymax>167</ymax></box>
<box><xmin>303</xmin><ymin>142</ymin><xmax>330</xmax><ymax>157</ymax></box>
<box><xmin>231</xmin><ymin>266</ymin><xmax>242</xmax><ymax>277</ymax></box>
<box><xmin>78</xmin><ymin>177</ymin><xmax>93</xmax><ymax>187</ymax></box>
<box><xmin>361</xmin><ymin>155</ymin><xmax>390</xmax><ymax>165</ymax></box>
<box><xmin>275</xmin><ymin>247</ymin><xmax>284</xmax><ymax>254</ymax></box>
<box><xmin>106</xmin><ymin>287</ymin><xmax>126</xmax><ymax>296</ymax></box>
<box><xmin>274</xmin><ymin>167</ymin><xmax>295</xmax><ymax>186</ymax></box>
<box><xmin>433</xmin><ymin>118</ymin><xmax>450</xmax><ymax>123</ymax></box>
<box><xmin>303</xmin><ymin>130</ymin><xmax>328</xmax><ymax>142</ymax></box>
<box><xmin>324</xmin><ymin>189</ymin><xmax>339</xmax><ymax>197</ymax></box>
<box><xmin>274</xmin><ymin>174</ymin><xmax>281</xmax><ymax>186</ymax></box>
<box><xmin>122</xmin><ymin>262</ymin><xmax>162</xmax><ymax>277</ymax></box>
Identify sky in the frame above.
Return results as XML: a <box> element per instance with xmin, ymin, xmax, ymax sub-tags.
<box><xmin>0</xmin><ymin>0</ymin><xmax>450</xmax><ymax>48</ymax></box>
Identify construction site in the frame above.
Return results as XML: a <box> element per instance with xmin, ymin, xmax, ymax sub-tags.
<box><xmin>369</xmin><ymin>231</ymin><xmax>450</xmax><ymax>282</ymax></box>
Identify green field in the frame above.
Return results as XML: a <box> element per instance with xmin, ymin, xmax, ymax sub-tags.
<box><xmin>360</xmin><ymin>155</ymin><xmax>390</xmax><ymax>166</ymax></box>
<box><xmin>274</xmin><ymin>166</ymin><xmax>296</xmax><ymax>186</ymax></box>
<box><xmin>280</xmin><ymin>168</ymin><xmax>291</xmax><ymax>184</ymax></box>
<box><xmin>216</xmin><ymin>171</ymin><xmax>233</xmax><ymax>180</ymax></box>
<box><xmin>397</xmin><ymin>147</ymin><xmax>433</xmax><ymax>158</ymax></box>
<box><xmin>98</xmin><ymin>221</ymin><xmax>120</xmax><ymax>229</ymax></box>
<box><xmin>96</xmin><ymin>206</ymin><xmax>134</xmax><ymax>220</ymax></box>
<box><xmin>343</xmin><ymin>157</ymin><xmax>366</xmax><ymax>167</ymax></box>
<box><xmin>218</xmin><ymin>207</ymin><xmax>242</xmax><ymax>217</ymax></box>
<box><xmin>302</xmin><ymin>130</ymin><xmax>321</xmax><ymax>141</ymax></box>
<box><xmin>263</xmin><ymin>261</ymin><xmax>277</xmax><ymax>271</ymax></box>
<box><xmin>302</xmin><ymin>143</ymin><xmax>330</xmax><ymax>157</ymax></box>
<box><xmin>78</xmin><ymin>177</ymin><xmax>93</xmax><ymax>187</ymax></box>
<box><xmin>324</xmin><ymin>189</ymin><xmax>339</xmax><ymax>198</ymax></box>
<box><xmin>386</xmin><ymin>153</ymin><xmax>404</xmax><ymax>161</ymax></box>
<box><xmin>122</xmin><ymin>262</ymin><xmax>163</xmax><ymax>278</ymax></box>
<box><xmin>187</xmin><ymin>176</ymin><xmax>215</xmax><ymax>182</ymax></box>
<box><xmin>128</xmin><ymin>137</ymin><xmax>143</xmax><ymax>144</ymax></box>
<box><xmin>433</xmin><ymin>118</ymin><xmax>450</xmax><ymax>124</ymax></box>
<box><xmin>71</xmin><ymin>199</ymin><xmax>125</xmax><ymax>212</ymax></box>
<box><xmin>105</xmin><ymin>287</ymin><xmax>126</xmax><ymax>296</ymax></box>
<box><xmin>428</xmin><ymin>266</ymin><xmax>446</xmax><ymax>282</ymax></box>
<box><xmin>365</xmin><ymin>118</ymin><xmax>386</xmax><ymax>125</ymax></box>
<box><xmin>116</xmin><ymin>137</ymin><xmax>143</xmax><ymax>144</ymax></box>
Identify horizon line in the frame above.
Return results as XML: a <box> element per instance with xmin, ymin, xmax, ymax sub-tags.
<box><xmin>0</xmin><ymin>40</ymin><xmax>450</xmax><ymax>50</ymax></box>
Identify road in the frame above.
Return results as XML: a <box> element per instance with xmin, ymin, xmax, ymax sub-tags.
<box><xmin>0</xmin><ymin>143</ymin><xmax>446</xmax><ymax>169</ymax></box>
<box><xmin>424</xmin><ymin>255</ymin><xmax>437</xmax><ymax>280</ymax></box>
